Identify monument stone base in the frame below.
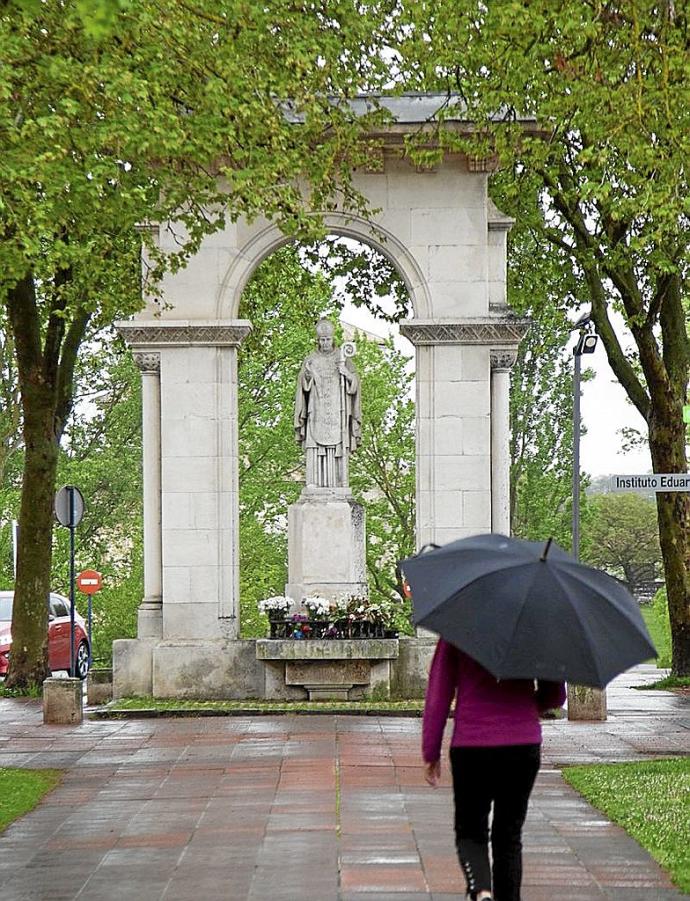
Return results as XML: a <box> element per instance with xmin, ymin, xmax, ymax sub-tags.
<box><xmin>256</xmin><ymin>638</ymin><xmax>398</xmax><ymax>700</ymax></box>
<box><xmin>111</xmin><ymin>636</ymin><xmax>435</xmax><ymax>700</ymax></box>
<box><xmin>286</xmin><ymin>487</ymin><xmax>367</xmax><ymax>604</ymax></box>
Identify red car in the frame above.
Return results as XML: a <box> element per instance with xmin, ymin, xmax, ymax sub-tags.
<box><xmin>0</xmin><ymin>590</ymin><xmax>90</xmax><ymax>680</ymax></box>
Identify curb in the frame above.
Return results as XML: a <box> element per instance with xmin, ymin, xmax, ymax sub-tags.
<box><xmin>89</xmin><ymin>706</ymin><xmax>424</xmax><ymax>720</ymax></box>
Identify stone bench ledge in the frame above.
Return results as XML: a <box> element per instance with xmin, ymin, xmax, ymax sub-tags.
<box><xmin>255</xmin><ymin>638</ymin><xmax>399</xmax><ymax>661</ymax></box>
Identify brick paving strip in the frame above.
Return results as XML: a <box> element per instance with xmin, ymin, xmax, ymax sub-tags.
<box><xmin>0</xmin><ymin>664</ymin><xmax>687</xmax><ymax>900</ymax></box>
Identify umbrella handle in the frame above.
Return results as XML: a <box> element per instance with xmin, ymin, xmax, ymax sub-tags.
<box><xmin>540</xmin><ymin>537</ymin><xmax>553</xmax><ymax>561</ymax></box>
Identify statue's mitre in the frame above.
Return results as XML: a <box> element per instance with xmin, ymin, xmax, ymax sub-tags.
<box><xmin>316</xmin><ymin>318</ymin><xmax>335</xmax><ymax>337</ymax></box>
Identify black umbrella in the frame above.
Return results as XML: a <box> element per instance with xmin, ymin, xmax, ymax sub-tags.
<box><xmin>400</xmin><ymin>533</ymin><xmax>656</xmax><ymax>688</ymax></box>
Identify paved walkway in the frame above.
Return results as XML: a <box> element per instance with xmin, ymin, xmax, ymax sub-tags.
<box><xmin>0</xmin><ymin>664</ymin><xmax>687</xmax><ymax>900</ymax></box>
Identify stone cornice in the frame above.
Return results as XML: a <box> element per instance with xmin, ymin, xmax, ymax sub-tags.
<box><xmin>115</xmin><ymin>319</ymin><xmax>253</xmax><ymax>348</ymax></box>
<box><xmin>399</xmin><ymin>317</ymin><xmax>530</xmax><ymax>346</ymax></box>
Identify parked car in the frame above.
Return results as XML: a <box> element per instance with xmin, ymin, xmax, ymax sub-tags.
<box><xmin>0</xmin><ymin>591</ymin><xmax>90</xmax><ymax>679</ymax></box>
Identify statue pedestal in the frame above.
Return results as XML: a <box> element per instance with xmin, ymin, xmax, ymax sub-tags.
<box><xmin>286</xmin><ymin>488</ymin><xmax>367</xmax><ymax>604</ymax></box>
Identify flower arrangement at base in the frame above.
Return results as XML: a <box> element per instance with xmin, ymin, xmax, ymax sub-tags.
<box><xmin>262</xmin><ymin>593</ymin><xmax>400</xmax><ymax>640</ymax></box>
<box><xmin>331</xmin><ymin>594</ymin><xmax>399</xmax><ymax>639</ymax></box>
<box><xmin>303</xmin><ymin>595</ymin><xmax>332</xmax><ymax>619</ymax></box>
<box><xmin>289</xmin><ymin>613</ymin><xmax>313</xmax><ymax>639</ymax></box>
<box><xmin>258</xmin><ymin>595</ymin><xmax>293</xmax><ymax>621</ymax></box>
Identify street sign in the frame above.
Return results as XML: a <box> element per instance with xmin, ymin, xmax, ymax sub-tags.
<box><xmin>610</xmin><ymin>473</ymin><xmax>690</xmax><ymax>493</ymax></box>
<box><xmin>54</xmin><ymin>485</ymin><xmax>85</xmax><ymax>528</ymax></box>
<box><xmin>76</xmin><ymin>570</ymin><xmax>102</xmax><ymax>594</ymax></box>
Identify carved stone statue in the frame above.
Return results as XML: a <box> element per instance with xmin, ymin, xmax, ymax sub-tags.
<box><xmin>294</xmin><ymin>318</ymin><xmax>361</xmax><ymax>488</ymax></box>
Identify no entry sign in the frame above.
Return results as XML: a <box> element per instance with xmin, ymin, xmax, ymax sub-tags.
<box><xmin>76</xmin><ymin>569</ymin><xmax>102</xmax><ymax>594</ymax></box>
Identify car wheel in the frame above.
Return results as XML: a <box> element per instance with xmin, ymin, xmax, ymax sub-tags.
<box><xmin>75</xmin><ymin>641</ymin><xmax>89</xmax><ymax>680</ymax></box>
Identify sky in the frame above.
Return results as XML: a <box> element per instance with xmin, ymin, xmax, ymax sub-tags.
<box><xmin>578</xmin><ymin>342</ymin><xmax>651</xmax><ymax>478</ymax></box>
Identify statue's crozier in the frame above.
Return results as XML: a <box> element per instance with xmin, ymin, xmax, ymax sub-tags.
<box><xmin>294</xmin><ymin>319</ymin><xmax>361</xmax><ymax>489</ymax></box>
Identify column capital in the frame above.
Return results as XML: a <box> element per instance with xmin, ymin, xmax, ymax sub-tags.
<box><xmin>132</xmin><ymin>351</ymin><xmax>161</xmax><ymax>373</ymax></box>
<box><xmin>490</xmin><ymin>348</ymin><xmax>518</xmax><ymax>371</ymax></box>
<box><xmin>400</xmin><ymin>317</ymin><xmax>529</xmax><ymax>347</ymax></box>
<box><xmin>115</xmin><ymin>319</ymin><xmax>253</xmax><ymax>348</ymax></box>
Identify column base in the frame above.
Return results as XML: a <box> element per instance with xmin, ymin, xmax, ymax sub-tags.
<box><xmin>137</xmin><ymin>598</ymin><xmax>163</xmax><ymax>639</ymax></box>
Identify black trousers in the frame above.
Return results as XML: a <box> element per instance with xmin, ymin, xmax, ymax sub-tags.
<box><xmin>449</xmin><ymin>744</ymin><xmax>541</xmax><ymax>901</ymax></box>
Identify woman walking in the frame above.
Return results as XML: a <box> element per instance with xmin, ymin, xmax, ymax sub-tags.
<box><xmin>422</xmin><ymin>638</ymin><xmax>566</xmax><ymax>901</ymax></box>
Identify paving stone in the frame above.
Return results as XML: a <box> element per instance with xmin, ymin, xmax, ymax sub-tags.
<box><xmin>0</xmin><ymin>665</ymin><xmax>687</xmax><ymax>899</ymax></box>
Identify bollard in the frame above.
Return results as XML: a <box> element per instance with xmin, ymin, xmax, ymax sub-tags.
<box><xmin>567</xmin><ymin>684</ymin><xmax>607</xmax><ymax>721</ymax></box>
<box><xmin>43</xmin><ymin>677</ymin><xmax>83</xmax><ymax>725</ymax></box>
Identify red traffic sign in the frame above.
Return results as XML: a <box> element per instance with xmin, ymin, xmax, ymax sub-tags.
<box><xmin>76</xmin><ymin>569</ymin><xmax>102</xmax><ymax>594</ymax></box>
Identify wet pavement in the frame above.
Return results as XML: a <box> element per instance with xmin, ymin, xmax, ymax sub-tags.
<box><xmin>0</xmin><ymin>664</ymin><xmax>687</xmax><ymax>900</ymax></box>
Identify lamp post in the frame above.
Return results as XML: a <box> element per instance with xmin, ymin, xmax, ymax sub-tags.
<box><xmin>569</xmin><ymin>319</ymin><xmax>607</xmax><ymax>721</ymax></box>
<box><xmin>571</xmin><ymin>322</ymin><xmax>598</xmax><ymax>561</ymax></box>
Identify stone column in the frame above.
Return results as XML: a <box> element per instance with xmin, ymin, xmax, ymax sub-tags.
<box><xmin>116</xmin><ymin>319</ymin><xmax>252</xmax><ymax>647</ymax></box>
<box><xmin>133</xmin><ymin>351</ymin><xmax>163</xmax><ymax>638</ymax></box>
<box><xmin>400</xmin><ymin>319</ymin><xmax>528</xmax><ymax>546</ymax></box>
<box><xmin>490</xmin><ymin>349</ymin><xmax>516</xmax><ymax>536</ymax></box>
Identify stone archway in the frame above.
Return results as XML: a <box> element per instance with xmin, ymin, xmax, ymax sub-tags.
<box><xmin>217</xmin><ymin>213</ymin><xmax>432</xmax><ymax>321</ymax></box>
<box><xmin>114</xmin><ymin>98</ymin><xmax>528</xmax><ymax>699</ymax></box>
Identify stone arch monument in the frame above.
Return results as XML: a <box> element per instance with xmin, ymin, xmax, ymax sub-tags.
<box><xmin>114</xmin><ymin>95</ymin><xmax>528</xmax><ymax>699</ymax></box>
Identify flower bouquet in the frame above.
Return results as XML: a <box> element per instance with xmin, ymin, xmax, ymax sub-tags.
<box><xmin>258</xmin><ymin>595</ymin><xmax>293</xmax><ymax>621</ymax></box>
<box><xmin>303</xmin><ymin>595</ymin><xmax>332</xmax><ymax>620</ymax></box>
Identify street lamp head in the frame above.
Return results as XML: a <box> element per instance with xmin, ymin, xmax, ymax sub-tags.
<box><xmin>574</xmin><ymin>331</ymin><xmax>598</xmax><ymax>356</ymax></box>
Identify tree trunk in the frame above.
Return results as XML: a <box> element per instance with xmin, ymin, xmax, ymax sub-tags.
<box><xmin>648</xmin><ymin>402</ymin><xmax>690</xmax><ymax>677</ymax></box>
<box><xmin>4</xmin><ymin>389</ymin><xmax>59</xmax><ymax>689</ymax></box>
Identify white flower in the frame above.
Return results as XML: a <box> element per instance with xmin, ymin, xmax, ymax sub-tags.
<box><xmin>258</xmin><ymin>595</ymin><xmax>293</xmax><ymax>614</ymax></box>
<box><xmin>304</xmin><ymin>595</ymin><xmax>332</xmax><ymax>617</ymax></box>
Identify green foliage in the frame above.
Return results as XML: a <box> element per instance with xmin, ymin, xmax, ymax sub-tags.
<box><xmin>0</xmin><ymin>768</ymin><xmax>62</xmax><ymax>833</ymax></box>
<box><xmin>502</xmin><ymin>202</ymin><xmax>583</xmax><ymax>548</ymax></box>
<box><xmin>0</xmin><ymin>683</ymin><xmax>42</xmax><ymax>698</ymax></box>
<box><xmin>563</xmin><ymin>758</ymin><xmax>690</xmax><ymax>893</ymax></box>
<box><xmin>349</xmin><ymin>333</ymin><xmax>415</xmax><ymax>626</ymax></box>
<box><xmin>636</xmin><ymin>675</ymin><xmax>690</xmax><ymax>691</ymax></box>
<box><xmin>51</xmin><ymin>339</ymin><xmax>143</xmax><ymax>665</ymax></box>
<box><xmin>641</xmin><ymin>588</ymin><xmax>672</xmax><ymax>668</ymax></box>
<box><xmin>237</xmin><ymin>245</ymin><xmax>337</xmax><ymax>635</ymax></box>
<box><xmin>581</xmin><ymin>493</ymin><xmax>662</xmax><ymax>592</ymax></box>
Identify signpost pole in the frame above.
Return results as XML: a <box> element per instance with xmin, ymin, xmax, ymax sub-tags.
<box><xmin>87</xmin><ymin>594</ymin><xmax>93</xmax><ymax>669</ymax></box>
<box><xmin>572</xmin><ymin>351</ymin><xmax>581</xmax><ymax>562</ymax></box>
<box><xmin>68</xmin><ymin>487</ymin><xmax>76</xmax><ymax>678</ymax></box>
<box><xmin>76</xmin><ymin>570</ymin><xmax>102</xmax><ymax>671</ymax></box>
<box><xmin>54</xmin><ymin>485</ymin><xmax>85</xmax><ymax>679</ymax></box>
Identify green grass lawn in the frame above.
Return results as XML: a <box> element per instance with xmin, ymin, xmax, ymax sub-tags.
<box><xmin>104</xmin><ymin>696</ymin><xmax>424</xmax><ymax>716</ymax></box>
<box><xmin>641</xmin><ymin>597</ymin><xmax>671</xmax><ymax>667</ymax></box>
<box><xmin>563</xmin><ymin>757</ymin><xmax>690</xmax><ymax>893</ymax></box>
<box><xmin>0</xmin><ymin>768</ymin><xmax>62</xmax><ymax>833</ymax></box>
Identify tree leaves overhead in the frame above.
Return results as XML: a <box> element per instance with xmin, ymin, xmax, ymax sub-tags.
<box><xmin>395</xmin><ymin>0</ymin><xmax>690</xmax><ymax>675</ymax></box>
<box><xmin>2</xmin><ymin>0</ymin><xmax>400</xmax><ymax>302</ymax></box>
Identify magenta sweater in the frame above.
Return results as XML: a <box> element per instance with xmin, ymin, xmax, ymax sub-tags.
<box><xmin>422</xmin><ymin>639</ymin><xmax>566</xmax><ymax>763</ymax></box>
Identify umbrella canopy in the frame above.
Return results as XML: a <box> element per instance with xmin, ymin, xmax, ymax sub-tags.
<box><xmin>400</xmin><ymin>533</ymin><xmax>657</xmax><ymax>688</ymax></box>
